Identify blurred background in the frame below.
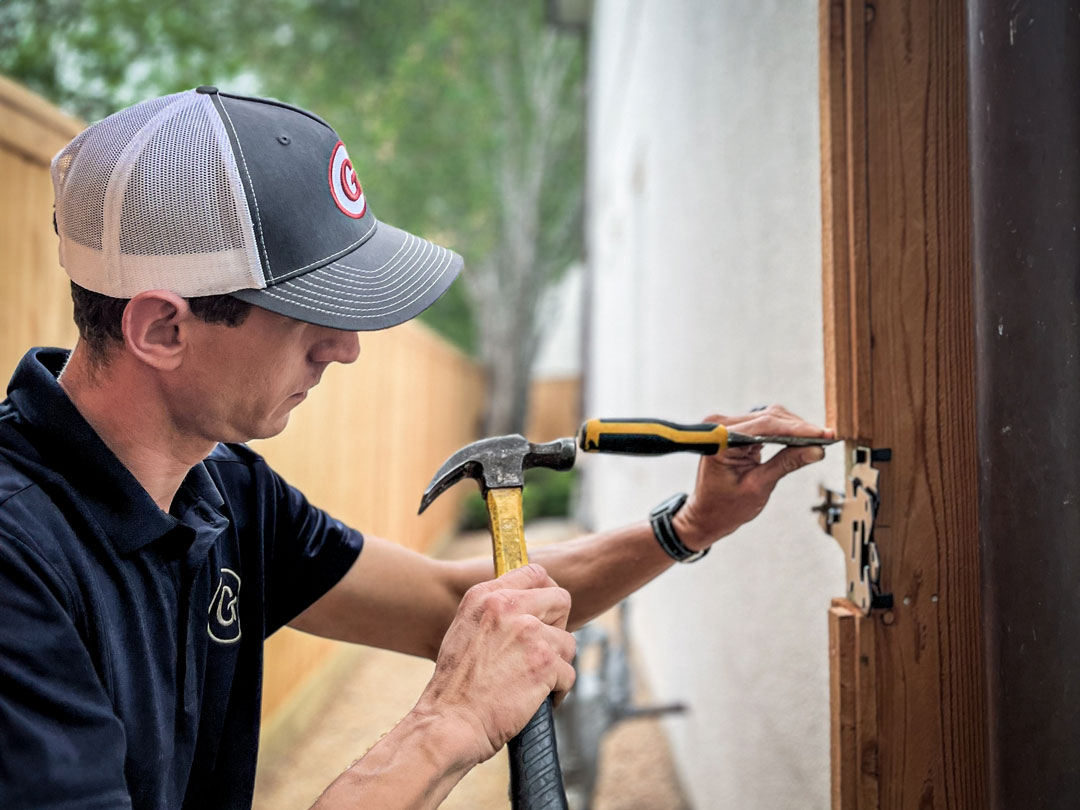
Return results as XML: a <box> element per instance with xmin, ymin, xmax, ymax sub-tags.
<box><xmin>0</xmin><ymin>1</ymin><xmax>844</xmax><ymax>807</ymax></box>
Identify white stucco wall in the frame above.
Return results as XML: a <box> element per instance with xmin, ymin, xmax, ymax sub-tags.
<box><xmin>533</xmin><ymin>264</ymin><xmax>583</xmax><ymax>380</ymax></box>
<box><xmin>581</xmin><ymin>1</ymin><xmax>845</xmax><ymax>807</ymax></box>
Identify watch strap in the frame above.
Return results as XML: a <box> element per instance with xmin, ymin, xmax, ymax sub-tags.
<box><xmin>649</xmin><ymin>492</ymin><xmax>709</xmax><ymax>563</ymax></box>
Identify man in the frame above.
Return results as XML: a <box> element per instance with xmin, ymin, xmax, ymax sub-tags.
<box><xmin>0</xmin><ymin>88</ymin><xmax>832</xmax><ymax>809</ymax></box>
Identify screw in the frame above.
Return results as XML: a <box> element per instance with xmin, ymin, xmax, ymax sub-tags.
<box><xmin>882</xmin><ymin>611</ymin><xmax>895</xmax><ymax>625</ymax></box>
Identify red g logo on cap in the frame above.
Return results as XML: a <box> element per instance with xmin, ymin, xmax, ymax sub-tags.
<box><xmin>328</xmin><ymin>141</ymin><xmax>367</xmax><ymax>219</ymax></box>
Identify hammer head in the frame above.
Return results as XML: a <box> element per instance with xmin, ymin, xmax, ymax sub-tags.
<box><xmin>418</xmin><ymin>434</ymin><xmax>577</xmax><ymax>514</ymax></box>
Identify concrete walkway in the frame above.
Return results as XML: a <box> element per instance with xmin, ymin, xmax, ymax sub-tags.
<box><xmin>252</xmin><ymin>521</ymin><xmax>690</xmax><ymax>810</ymax></box>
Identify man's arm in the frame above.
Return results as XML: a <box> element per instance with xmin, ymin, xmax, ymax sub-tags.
<box><xmin>289</xmin><ymin>520</ymin><xmax>670</xmax><ymax>657</ymax></box>
<box><xmin>539</xmin><ymin>405</ymin><xmax>833</xmax><ymax>624</ymax></box>
<box><xmin>291</xmin><ymin>405</ymin><xmax>831</xmax><ymax>654</ymax></box>
<box><xmin>305</xmin><ymin>565</ymin><xmax>576</xmax><ymax>810</ymax></box>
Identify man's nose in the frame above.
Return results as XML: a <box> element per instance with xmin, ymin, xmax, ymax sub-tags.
<box><xmin>310</xmin><ymin>328</ymin><xmax>360</xmax><ymax>365</ymax></box>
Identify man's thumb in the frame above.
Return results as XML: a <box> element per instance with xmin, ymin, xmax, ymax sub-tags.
<box><xmin>756</xmin><ymin>445</ymin><xmax>825</xmax><ymax>489</ymax></box>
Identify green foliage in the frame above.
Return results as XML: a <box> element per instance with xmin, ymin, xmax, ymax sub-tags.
<box><xmin>459</xmin><ymin>467</ymin><xmax>578</xmax><ymax>531</ymax></box>
<box><xmin>459</xmin><ymin>491</ymin><xmax>490</xmax><ymax>532</ymax></box>
<box><xmin>0</xmin><ymin>0</ymin><xmax>584</xmax><ymax>359</ymax></box>
<box><xmin>0</xmin><ymin>0</ymin><xmax>442</xmax><ymax>121</ymax></box>
<box><xmin>522</xmin><ymin>467</ymin><xmax>578</xmax><ymax>523</ymax></box>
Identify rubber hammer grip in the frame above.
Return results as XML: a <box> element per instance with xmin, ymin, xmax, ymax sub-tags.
<box><xmin>578</xmin><ymin>418</ymin><xmax>729</xmax><ymax>455</ymax></box>
<box><xmin>508</xmin><ymin>696</ymin><xmax>568</xmax><ymax>810</ymax></box>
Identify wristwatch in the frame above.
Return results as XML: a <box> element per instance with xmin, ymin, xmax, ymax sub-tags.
<box><xmin>649</xmin><ymin>492</ymin><xmax>710</xmax><ymax>563</ymax></box>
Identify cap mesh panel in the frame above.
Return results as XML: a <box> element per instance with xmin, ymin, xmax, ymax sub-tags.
<box><xmin>52</xmin><ymin>93</ymin><xmax>184</xmax><ymax>251</ymax></box>
<box><xmin>49</xmin><ymin>91</ymin><xmax>263</xmax><ymax>297</ymax></box>
<box><xmin>120</xmin><ymin>97</ymin><xmax>250</xmax><ymax>256</ymax></box>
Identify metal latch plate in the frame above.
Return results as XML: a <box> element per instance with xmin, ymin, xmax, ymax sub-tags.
<box><xmin>814</xmin><ymin>446</ymin><xmax>892</xmax><ymax>615</ymax></box>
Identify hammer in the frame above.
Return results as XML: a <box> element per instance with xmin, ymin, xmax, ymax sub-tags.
<box><xmin>419</xmin><ymin>434</ymin><xmax>577</xmax><ymax>810</ymax></box>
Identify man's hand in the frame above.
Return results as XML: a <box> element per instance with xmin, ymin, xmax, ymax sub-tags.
<box><xmin>674</xmin><ymin>405</ymin><xmax>834</xmax><ymax>550</ymax></box>
<box><xmin>411</xmin><ymin>563</ymin><xmax>577</xmax><ymax>767</ymax></box>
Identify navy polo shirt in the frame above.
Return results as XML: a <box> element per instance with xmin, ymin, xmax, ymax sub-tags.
<box><xmin>0</xmin><ymin>348</ymin><xmax>365</xmax><ymax>809</ymax></box>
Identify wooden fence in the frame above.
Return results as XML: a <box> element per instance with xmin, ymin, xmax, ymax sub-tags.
<box><xmin>0</xmin><ymin>77</ymin><xmax>485</xmax><ymax>733</ymax></box>
<box><xmin>526</xmin><ymin>375</ymin><xmax>582</xmax><ymax>443</ymax></box>
<box><xmin>0</xmin><ymin>76</ymin><xmax>82</xmax><ymax>371</ymax></box>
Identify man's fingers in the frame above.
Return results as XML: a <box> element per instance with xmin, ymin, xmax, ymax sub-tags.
<box><xmin>753</xmin><ymin>445</ymin><xmax>826</xmax><ymax>489</ymax></box>
<box><xmin>491</xmin><ymin>563</ymin><xmax>559</xmax><ymax>590</ymax></box>
<box><xmin>735</xmin><ymin>413</ymin><xmax>835</xmax><ymax>439</ymax></box>
<box><xmin>707</xmin><ymin>409</ymin><xmax>837</xmax><ymax>446</ymax></box>
<box><xmin>743</xmin><ymin>414</ymin><xmax>826</xmax><ymax>436</ymax></box>
<box><xmin>709</xmin><ymin>407</ymin><xmax>825</xmax><ymax>433</ymax></box>
<box><xmin>462</xmin><ymin>564</ymin><xmax>571</xmax><ymax>628</ymax></box>
<box><xmin>721</xmin><ymin>443</ymin><xmax>762</xmax><ymax>462</ymax></box>
<box><xmin>537</xmin><ymin>621</ymin><xmax>577</xmax><ymax>664</ymax></box>
<box><xmin>706</xmin><ymin>411</ymin><xmax>765</xmax><ymax>427</ymax></box>
<box><xmin>521</xmin><ymin>622</ymin><xmax>576</xmax><ymax>708</ymax></box>
<box><xmin>501</xmin><ymin>586</ymin><xmax>573</xmax><ymax>629</ymax></box>
<box><xmin>550</xmin><ymin>657</ymin><xmax>578</xmax><ymax>707</ymax></box>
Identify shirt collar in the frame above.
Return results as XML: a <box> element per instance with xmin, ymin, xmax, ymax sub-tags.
<box><xmin>7</xmin><ymin>347</ymin><xmax>225</xmax><ymax>554</ymax></box>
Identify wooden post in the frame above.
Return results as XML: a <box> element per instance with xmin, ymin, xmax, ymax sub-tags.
<box><xmin>819</xmin><ymin>1</ymin><xmax>988</xmax><ymax>808</ymax></box>
<box><xmin>968</xmin><ymin>2</ymin><xmax>1080</xmax><ymax>806</ymax></box>
<box><xmin>829</xmin><ymin>598</ymin><xmax>880</xmax><ymax>810</ymax></box>
<box><xmin>819</xmin><ymin>0</ymin><xmax>853</xmax><ymax>437</ymax></box>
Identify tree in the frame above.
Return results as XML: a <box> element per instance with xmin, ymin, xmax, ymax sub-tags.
<box><xmin>370</xmin><ymin>4</ymin><xmax>585</xmax><ymax>433</ymax></box>
<box><xmin>0</xmin><ymin>0</ymin><xmax>585</xmax><ymax>434</ymax></box>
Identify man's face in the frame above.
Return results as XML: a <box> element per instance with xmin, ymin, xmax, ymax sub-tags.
<box><xmin>165</xmin><ymin>305</ymin><xmax>360</xmax><ymax>443</ymax></box>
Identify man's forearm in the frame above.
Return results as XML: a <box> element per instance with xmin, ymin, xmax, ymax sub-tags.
<box><xmin>309</xmin><ymin>566</ymin><xmax>577</xmax><ymax>809</ymax></box>
<box><xmin>291</xmin><ymin>499</ymin><xmax>717</xmax><ymax>657</ymax></box>
<box><xmin>311</xmin><ymin>708</ymin><xmax>476</xmax><ymax>810</ymax></box>
<box><xmin>531</xmin><ymin>520</ymin><xmax>681</xmax><ymax>628</ymax></box>
<box><xmin>446</xmin><ymin>519</ymin><xmax>679</xmax><ymax>630</ymax></box>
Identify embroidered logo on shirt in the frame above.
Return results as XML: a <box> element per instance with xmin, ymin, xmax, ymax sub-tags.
<box><xmin>208</xmin><ymin>568</ymin><xmax>242</xmax><ymax>644</ymax></box>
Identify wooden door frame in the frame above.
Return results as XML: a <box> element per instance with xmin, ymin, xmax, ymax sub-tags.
<box><xmin>818</xmin><ymin>1</ymin><xmax>988</xmax><ymax>807</ymax></box>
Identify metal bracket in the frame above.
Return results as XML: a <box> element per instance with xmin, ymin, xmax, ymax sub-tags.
<box><xmin>813</xmin><ymin>446</ymin><xmax>893</xmax><ymax>615</ymax></box>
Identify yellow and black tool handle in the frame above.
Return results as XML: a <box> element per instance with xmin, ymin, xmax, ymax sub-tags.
<box><xmin>485</xmin><ymin>488</ymin><xmax>569</xmax><ymax>810</ymax></box>
<box><xmin>578</xmin><ymin>418</ymin><xmax>729</xmax><ymax>456</ymax></box>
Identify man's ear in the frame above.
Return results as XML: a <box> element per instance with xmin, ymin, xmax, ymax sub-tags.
<box><xmin>122</xmin><ymin>291</ymin><xmax>191</xmax><ymax>370</ymax></box>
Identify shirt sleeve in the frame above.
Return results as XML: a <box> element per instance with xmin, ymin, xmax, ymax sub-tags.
<box><xmin>261</xmin><ymin>466</ymin><xmax>365</xmax><ymax>635</ymax></box>
<box><xmin>0</xmin><ymin>531</ymin><xmax>132</xmax><ymax>810</ymax></box>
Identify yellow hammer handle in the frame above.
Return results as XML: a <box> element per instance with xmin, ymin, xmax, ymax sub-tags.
<box><xmin>486</xmin><ymin>488</ymin><xmax>529</xmax><ymax>577</ymax></box>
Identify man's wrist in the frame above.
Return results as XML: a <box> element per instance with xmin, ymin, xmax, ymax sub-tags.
<box><xmin>405</xmin><ymin>702</ymin><xmax>490</xmax><ymax>773</ymax></box>
<box><xmin>316</xmin><ymin>706</ymin><xmax>478</xmax><ymax>810</ymax></box>
<box><xmin>670</xmin><ymin>499</ymin><xmax>711</xmax><ymax>553</ymax></box>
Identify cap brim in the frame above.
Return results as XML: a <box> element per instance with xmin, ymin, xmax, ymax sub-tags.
<box><xmin>230</xmin><ymin>220</ymin><xmax>462</xmax><ymax>330</ymax></box>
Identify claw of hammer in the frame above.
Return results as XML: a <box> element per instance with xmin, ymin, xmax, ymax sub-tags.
<box><xmin>418</xmin><ymin>434</ymin><xmax>577</xmax><ymax>515</ymax></box>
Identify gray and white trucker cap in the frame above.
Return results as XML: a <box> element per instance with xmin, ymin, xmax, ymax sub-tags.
<box><xmin>50</xmin><ymin>86</ymin><xmax>462</xmax><ymax>330</ymax></box>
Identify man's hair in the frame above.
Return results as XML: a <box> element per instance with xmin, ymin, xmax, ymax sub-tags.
<box><xmin>70</xmin><ymin>282</ymin><xmax>254</xmax><ymax>363</ymax></box>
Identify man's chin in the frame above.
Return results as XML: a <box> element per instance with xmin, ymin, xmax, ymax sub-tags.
<box><xmin>254</xmin><ymin>415</ymin><xmax>291</xmax><ymax>441</ymax></box>
<box><xmin>235</xmin><ymin>413</ymin><xmax>291</xmax><ymax>443</ymax></box>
